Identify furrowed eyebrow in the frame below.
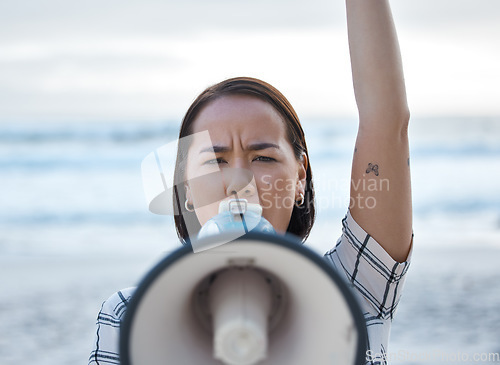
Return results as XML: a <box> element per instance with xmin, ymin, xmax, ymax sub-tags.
<box><xmin>199</xmin><ymin>145</ymin><xmax>230</xmax><ymax>154</ymax></box>
<box><xmin>199</xmin><ymin>143</ymin><xmax>280</xmax><ymax>154</ymax></box>
<box><xmin>247</xmin><ymin>142</ymin><xmax>280</xmax><ymax>151</ymax></box>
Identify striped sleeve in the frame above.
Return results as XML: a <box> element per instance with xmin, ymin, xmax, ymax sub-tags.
<box><xmin>324</xmin><ymin>210</ymin><xmax>411</xmax><ymax>319</ymax></box>
<box><xmin>324</xmin><ymin>210</ymin><xmax>412</xmax><ymax>364</ymax></box>
<box><xmin>89</xmin><ymin>288</ymin><xmax>135</xmax><ymax>365</ymax></box>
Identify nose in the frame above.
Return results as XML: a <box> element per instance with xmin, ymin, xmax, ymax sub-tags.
<box><xmin>223</xmin><ymin>168</ymin><xmax>257</xmax><ymax>199</ymax></box>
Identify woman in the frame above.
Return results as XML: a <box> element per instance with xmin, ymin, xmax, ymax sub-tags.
<box><xmin>89</xmin><ymin>1</ymin><xmax>412</xmax><ymax>364</ymax></box>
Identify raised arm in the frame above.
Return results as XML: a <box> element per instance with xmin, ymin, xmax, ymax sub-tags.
<box><xmin>347</xmin><ymin>0</ymin><xmax>412</xmax><ymax>262</ymax></box>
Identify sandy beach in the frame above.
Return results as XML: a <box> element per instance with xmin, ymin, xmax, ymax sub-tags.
<box><xmin>0</xmin><ymin>251</ymin><xmax>161</xmax><ymax>365</ymax></box>
<box><xmin>390</xmin><ymin>243</ymin><xmax>500</xmax><ymax>364</ymax></box>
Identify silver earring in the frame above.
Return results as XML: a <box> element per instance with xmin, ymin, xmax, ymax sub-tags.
<box><xmin>185</xmin><ymin>200</ymin><xmax>194</xmax><ymax>212</ymax></box>
<box><xmin>295</xmin><ymin>193</ymin><xmax>305</xmax><ymax>207</ymax></box>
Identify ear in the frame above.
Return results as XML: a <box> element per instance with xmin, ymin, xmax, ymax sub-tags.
<box><xmin>296</xmin><ymin>152</ymin><xmax>308</xmax><ymax>197</ymax></box>
<box><xmin>184</xmin><ymin>182</ymin><xmax>192</xmax><ymax>204</ymax></box>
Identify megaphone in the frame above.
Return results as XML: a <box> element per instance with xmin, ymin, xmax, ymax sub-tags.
<box><xmin>119</xmin><ymin>231</ymin><xmax>367</xmax><ymax>365</ymax></box>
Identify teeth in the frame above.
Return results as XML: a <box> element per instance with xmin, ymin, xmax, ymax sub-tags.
<box><xmin>219</xmin><ymin>199</ymin><xmax>263</xmax><ymax>217</ymax></box>
<box><xmin>229</xmin><ymin>199</ymin><xmax>248</xmax><ymax>215</ymax></box>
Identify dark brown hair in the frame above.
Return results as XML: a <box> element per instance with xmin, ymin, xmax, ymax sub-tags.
<box><xmin>173</xmin><ymin>76</ymin><xmax>315</xmax><ymax>244</ymax></box>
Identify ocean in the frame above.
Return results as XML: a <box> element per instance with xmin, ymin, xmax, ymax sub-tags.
<box><xmin>1</xmin><ymin>116</ymin><xmax>499</xmax><ymax>364</ymax></box>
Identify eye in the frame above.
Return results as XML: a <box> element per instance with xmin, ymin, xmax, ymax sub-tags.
<box><xmin>253</xmin><ymin>156</ymin><xmax>276</xmax><ymax>162</ymax></box>
<box><xmin>204</xmin><ymin>157</ymin><xmax>227</xmax><ymax>165</ymax></box>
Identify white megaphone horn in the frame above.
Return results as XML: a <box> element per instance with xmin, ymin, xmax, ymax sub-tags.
<box><xmin>119</xmin><ymin>231</ymin><xmax>367</xmax><ymax>365</ymax></box>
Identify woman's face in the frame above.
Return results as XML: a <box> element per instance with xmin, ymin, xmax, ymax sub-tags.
<box><xmin>184</xmin><ymin>94</ymin><xmax>307</xmax><ymax>233</ymax></box>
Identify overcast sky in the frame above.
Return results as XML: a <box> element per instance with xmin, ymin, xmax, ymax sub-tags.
<box><xmin>1</xmin><ymin>0</ymin><xmax>499</xmax><ymax>122</ymax></box>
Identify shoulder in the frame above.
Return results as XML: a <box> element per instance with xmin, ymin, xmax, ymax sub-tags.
<box><xmin>100</xmin><ymin>287</ymin><xmax>136</xmax><ymax>321</ymax></box>
<box><xmin>325</xmin><ymin>210</ymin><xmax>412</xmax><ymax>276</ymax></box>
<box><xmin>324</xmin><ymin>210</ymin><xmax>411</xmax><ymax>319</ymax></box>
<box><xmin>89</xmin><ymin>288</ymin><xmax>136</xmax><ymax>365</ymax></box>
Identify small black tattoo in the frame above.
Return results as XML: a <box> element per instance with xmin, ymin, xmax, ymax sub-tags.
<box><xmin>366</xmin><ymin>163</ymin><xmax>379</xmax><ymax>176</ymax></box>
<box><xmin>407</xmin><ymin>158</ymin><xmax>410</xmax><ymax>166</ymax></box>
<box><xmin>354</xmin><ymin>147</ymin><xmax>358</xmax><ymax>153</ymax></box>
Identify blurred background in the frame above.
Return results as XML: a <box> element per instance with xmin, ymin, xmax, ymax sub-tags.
<box><xmin>1</xmin><ymin>0</ymin><xmax>499</xmax><ymax>364</ymax></box>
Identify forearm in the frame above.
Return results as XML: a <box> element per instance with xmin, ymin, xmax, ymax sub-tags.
<box><xmin>346</xmin><ymin>0</ymin><xmax>409</xmax><ymax>128</ymax></box>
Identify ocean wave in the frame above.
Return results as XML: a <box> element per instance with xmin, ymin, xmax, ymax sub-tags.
<box><xmin>411</xmin><ymin>144</ymin><xmax>500</xmax><ymax>157</ymax></box>
<box><xmin>0</xmin><ymin>121</ymin><xmax>179</xmax><ymax>144</ymax></box>
<box><xmin>1</xmin><ymin>211</ymin><xmax>166</xmax><ymax>226</ymax></box>
<box><xmin>0</xmin><ymin>156</ymin><xmax>142</xmax><ymax>171</ymax></box>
